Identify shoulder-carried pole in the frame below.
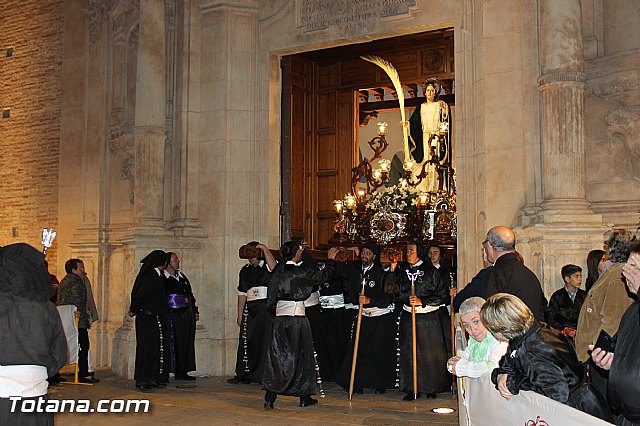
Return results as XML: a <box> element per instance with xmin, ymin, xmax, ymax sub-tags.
<box><xmin>348</xmin><ymin>277</ymin><xmax>366</xmax><ymax>400</ymax></box>
<box><xmin>411</xmin><ymin>281</ymin><xmax>418</xmax><ymax>400</ymax></box>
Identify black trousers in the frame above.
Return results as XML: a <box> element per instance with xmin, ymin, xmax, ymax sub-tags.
<box><xmin>78</xmin><ymin>328</ymin><xmax>90</xmax><ymax>378</ymax></box>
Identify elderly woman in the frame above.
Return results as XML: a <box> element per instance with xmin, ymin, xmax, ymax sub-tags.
<box><xmin>481</xmin><ymin>293</ymin><xmax>609</xmax><ymax>420</ymax></box>
<box><xmin>447</xmin><ymin>297</ymin><xmax>506</xmax><ymax>378</ymax></box>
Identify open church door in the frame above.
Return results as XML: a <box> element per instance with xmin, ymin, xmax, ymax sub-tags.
<box><xmin>281</xmin><ymin>56</ymin><xmax>357</xmax><ymax>249</ymax></box>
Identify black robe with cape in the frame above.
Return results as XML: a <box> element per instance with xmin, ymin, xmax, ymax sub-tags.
<box><xmin>262</xmin><ymin>260</ymin><xmax>335</xmax><ymax>397</ymax></box>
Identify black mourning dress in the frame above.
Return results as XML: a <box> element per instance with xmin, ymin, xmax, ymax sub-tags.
<box><xmin>312</xmin><ymin>275</ymin><xmax>349</xmax><ymax>382</ymax></box>
<box><xmin>335</xmin><ymin>261</ymin><xmax>397</xmax><ymax>391</ymax></box>
<box><xmin>130</xmin><ymin>251</ymin><xmax>170</xmax><ymax>388</ymax></box>
<box><xmin>165</xmin><ymin>270</ymin><xmax>198</xmax><ymax>376</ymax></box>
<box><xmin>395</xmin><ymin>259</ymin><xmax>451</xmax><ymax>395</ymax></box>
<box><xmin>262</xmin><ymin>260</ymin><xmax>336</xmax><ymax>398</ymax></box>
<box><xmin>233</xmin><ymin>262</ymin><xmax>272</xmax><ymax>383</ymax></box>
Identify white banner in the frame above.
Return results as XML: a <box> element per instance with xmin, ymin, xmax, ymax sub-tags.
<box><xmin>56</xmin><ymin>305</ymin><xmax>78</xmax><ymax>365</ymax></box>
<box><xmin>457</xmin><ymin>374</ymin><xmax>611</xmax><ymax>426</ymax></box>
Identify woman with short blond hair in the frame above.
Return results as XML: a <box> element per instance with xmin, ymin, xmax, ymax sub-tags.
<box><xmin>480</xmin><ymin>293</ymin><xmax>610</xmax><ymax>421</ymax></box>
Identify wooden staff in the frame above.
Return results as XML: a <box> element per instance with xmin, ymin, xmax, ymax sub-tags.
<box><xmin>411</xmin><ymin>281</ymin><xmax>418</xmax><ymax>400</ymax></box>
<box><xmin>348</xmin><ymin>278</ymin><xmax>366</xmax><ymax>400</ymax></box>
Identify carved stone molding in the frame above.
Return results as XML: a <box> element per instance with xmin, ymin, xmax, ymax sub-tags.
<box><xmin>85</xmin><ymin>0</ymin><xmax>108</xmax><ymax>45</ymax></box>
<box><xmin>538</xmin><ymin>70</ymin><xmax>586</xmax><ymax>87</ymax></box>
<box><xmin>586</xmin><ymin>50</ymin><xmax>640</xmax><ymax>100</ymax></box>
<box><xmin>606</xmin><ymin>106</ymin><xmax>640</xmax><ymax>180</ymax></box>
<box><xmin>109</xmin><ymin>134</ymin><xmax>134</xmax><ymax>152</ymax></box>
<box><xmin>121</xmin><ymin>155</ymin><xmax>135</xmax><ymax>181</ymax></box>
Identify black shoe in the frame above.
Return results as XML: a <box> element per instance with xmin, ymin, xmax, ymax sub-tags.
<box><xmin>263</xmin><ymin>400</ymin><xmax>274</xmax><ymax>410</ymax></box>
<box><xmin>299</xmin><ymin>397</ymin><xmax>318</xmax><ymax>407</ymax></box>
<box><xmin>79</xmin><ymin>376</ymin><xmax>100</xmax><ymax>384</ymax></box>
<box><xmin>402</xmin><ymin>392</ymin><xmax>421</xmax><ymax>401</ymax></box>
<box><xmin>136</xmin><ymin>384</ymin><xmax>155</xmax><ymax>393</ymax></box>
<box><xmin>426</xmin><ymin>392</ymin><xmax>437</xmax><ymax>399</ymax></box>
<box><xmin>153</xmin><ymin>382</ymin><xmax>168</xmax><ymax>389</ymax></box>
<box><xmin>374</xmin><ymin>389</ymin><xmax>386</xmax><ymax>394</ymax></box>
<box><xmin>175</xmin><ymin>374</ymin><xmax>196</xmax><ymax>381</ymax></box>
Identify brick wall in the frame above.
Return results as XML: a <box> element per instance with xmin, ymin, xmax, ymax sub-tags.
<box><xmin>0</xmin><ymin>0</ymin><xmax>64</xmax><ymax>269</ymax></box>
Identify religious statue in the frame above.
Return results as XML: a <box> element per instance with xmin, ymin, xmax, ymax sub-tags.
<box><xmin>407</xmin><ymin>78</ymin><xmax>450</xmax><ymax>193</ymax></box>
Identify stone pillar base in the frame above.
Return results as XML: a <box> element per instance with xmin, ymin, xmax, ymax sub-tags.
<box><xmin>516</xmin><ymin>223</ymin><xmax>609</xmax><ymax>296</ymax></box>
<box><xmin>111</xmin><ymin>322</ymin><xmax>136</xmax><ymax>379</ymax></box>
<box><xmin>538</xmin><ymin>198</ymin><xmax>603</xmax><ymax>225</ymax></box>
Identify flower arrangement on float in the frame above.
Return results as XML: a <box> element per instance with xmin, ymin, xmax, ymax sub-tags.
<box><xmin>364</xmin><ymin>181</ymin><xmax>420</xmax><ymax>214</ymax></box>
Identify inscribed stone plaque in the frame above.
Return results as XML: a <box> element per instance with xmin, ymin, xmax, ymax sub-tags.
<box><xmin>298</xmin><ymin>0</ymin><xmax>417</xmax><ymax>34</ymax></box>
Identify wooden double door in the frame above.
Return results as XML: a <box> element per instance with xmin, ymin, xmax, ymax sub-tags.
<box><xmin>280</xmin><ymin>30</ymin><xmax>454</xmax><ymax>249</ymax></box>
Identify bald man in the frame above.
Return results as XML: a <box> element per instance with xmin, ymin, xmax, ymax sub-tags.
<box><xmin>481</xmin><ymin>226</ymin><xmax>548</xmax><ymax>321</ymax></box>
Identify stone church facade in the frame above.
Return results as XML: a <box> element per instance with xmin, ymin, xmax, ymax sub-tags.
<box><xmin>0</xmin><ymin>0</ymin><xmax>638</xmax><ymax>377</ymax></box>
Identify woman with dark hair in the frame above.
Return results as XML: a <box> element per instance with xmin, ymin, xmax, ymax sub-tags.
<box><xmin>427</xmin><ymin>244</ymin><xmax>451</xmax><ymax>289</ymax></box>
<box><xmin>129</xmin><ymin>250</ymin><xmax>171</xmax><ymax>392</ymax></box>
<box><xmin>585</xmin><ymin>249</ymin><xmax>606</xmax><ymax>293</ymax></box>
<box><xmin>482</xmin><ymin>293</ymin><xmax>609</xmax><ymax>421</ymax></box>
<box><xmin>262</xmin><ymin>242</ymin><xmax>338</xmax><ymax>409</ymax></box>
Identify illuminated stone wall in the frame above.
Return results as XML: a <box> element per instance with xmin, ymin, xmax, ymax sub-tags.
<box><xmin>0</xmin><ymin>0</ymin><xmax>64</xmax><ymax>269</ymax></box>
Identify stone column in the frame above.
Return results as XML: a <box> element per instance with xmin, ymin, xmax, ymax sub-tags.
<box><xmin>518</xmin><ymin>0</ymin><xmax>606</xmax><ymax>299</ymax></box>
<box><xmin>537</xmin><ymin>0</ymin><xmax>594</xmax><ymax>222</ymax></box>
<box><xmin>133</xmin><ymin>0</ymin><xmax>166</xmax><ymax>229</ymax></box>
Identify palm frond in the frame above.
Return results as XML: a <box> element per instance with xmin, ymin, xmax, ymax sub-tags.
<box><xmin>361</xmin><ymin>55</ymin><xmax>410</xmax><ymax>161</ymax></box>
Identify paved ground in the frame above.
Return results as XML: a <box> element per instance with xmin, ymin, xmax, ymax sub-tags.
<box><xmin>49</xmin><ymin>370</ymin><xmax>460</xmax><ymax>425</ymax></box>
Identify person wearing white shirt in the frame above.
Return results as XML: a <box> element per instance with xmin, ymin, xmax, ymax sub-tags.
<box><xmin>447</xmin><ymin>297</ymin><xmax>507</xmax><ymax>378</ymax></box>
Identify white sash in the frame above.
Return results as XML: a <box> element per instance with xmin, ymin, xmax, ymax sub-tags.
<box><xmin>246</xmin><ymin>286</ymin><xmax>268</xmax><ymax>301</ymax></box>
<box><xmin>403</xmin><ymin>303</ymin><xmax>445</xmax><ymax>314</ymax></box>
<box><xmin>276</xmin><ymin>300</ymin><xmax>306</xmax><ymax>317</ymax></box>
<box><xmin>320</xmin><ymin>294</ymin><xmax>345</xmax><ymax>309</ymax></box>
<box><xmin>0</xmin><ymin>365</ymin><xmax>48</xmax><ymax>398</ymax></box>
<box><xmin>362</xmin><ymin>304</ymin><xmax>395</xmax><ymax>317</ymax></box>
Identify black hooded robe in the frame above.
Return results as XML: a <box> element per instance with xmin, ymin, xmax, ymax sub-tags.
<box><xmin>130</xmin><ymin>250</ymin><xmax>170</xmax><ymax>387</ymax></box>
<box><xmin>0</xmin><ymin>244</ymin><xmax>67</xmax><ymax>426</ymax></box>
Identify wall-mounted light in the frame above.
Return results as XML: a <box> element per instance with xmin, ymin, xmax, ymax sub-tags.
<box><xmin>2</xmin><ymin>108</ymin><xmax>10</xmax><ymax>118</ymax></box>
<box><xmin>6</xmin><ymin>48</ymin><xmax>13</xmax><ymax>57</ymax></box>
